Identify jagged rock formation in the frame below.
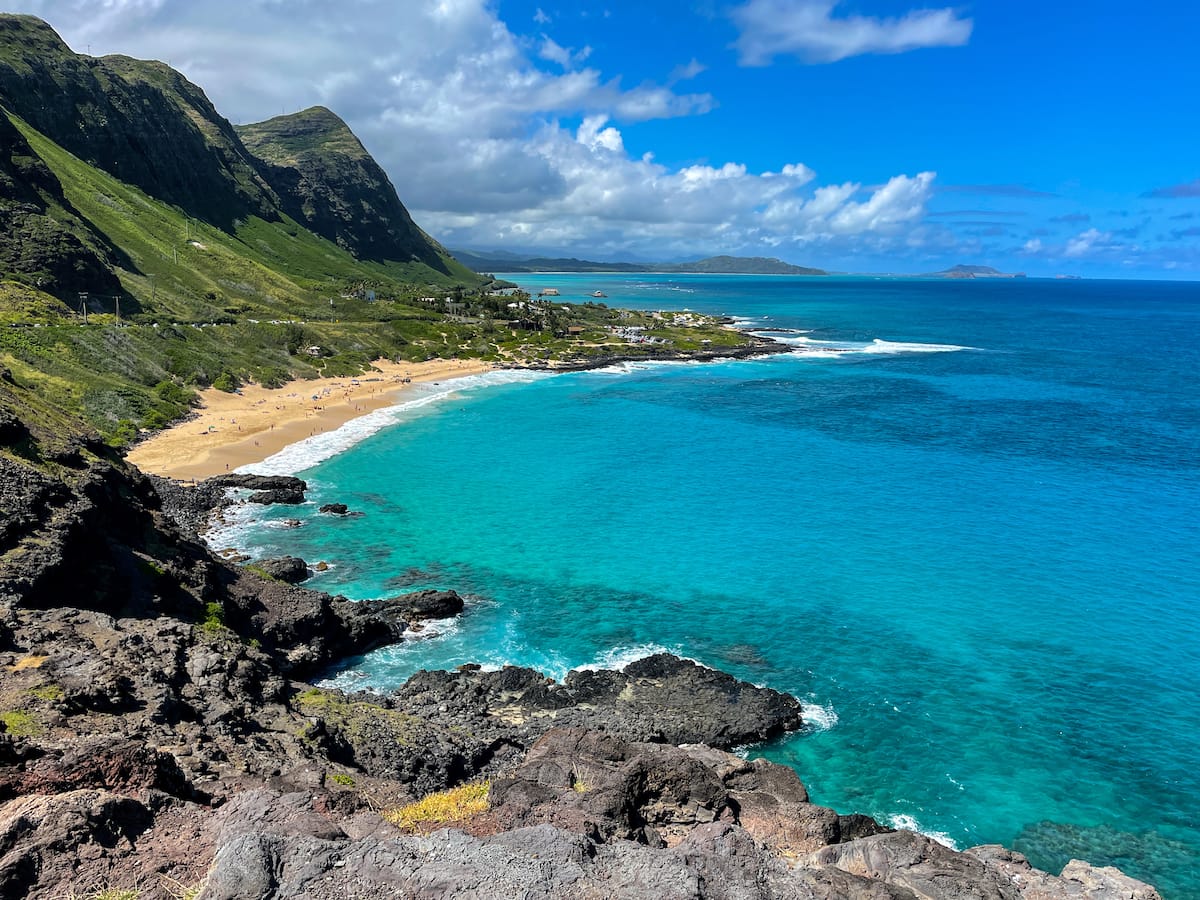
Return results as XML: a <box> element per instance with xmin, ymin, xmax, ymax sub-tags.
<box><xmin>200</xmin><ymin>729</ymin><xmax>1162</xmax><ymax>900</ymax></box>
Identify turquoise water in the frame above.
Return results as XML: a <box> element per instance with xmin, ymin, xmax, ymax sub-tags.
<box><xmin>228</xmin><ymin>275</ymin><xmax>1200</xmax><ymax>896</ymax></box>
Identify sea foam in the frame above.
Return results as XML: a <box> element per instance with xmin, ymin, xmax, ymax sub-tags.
<box><xmin>887</xmin><ymin>814</ymin><xmax>959</xmax><ymax>849</ymax></box>
<box><xmin>750</xmin><ymin>331</ymin><xmax>974</xmax><ymax>357</ymax></box>
<box><xmin>801</xmin><ymin>702</ymin><xmax>839</xmax><ymax>732</ymax></box>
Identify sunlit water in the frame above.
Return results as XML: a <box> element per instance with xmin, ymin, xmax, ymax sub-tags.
<box><xmin>222</xmin><ymin>275</ymin><xmax>1200</xmax><ymax>896</ymax></box>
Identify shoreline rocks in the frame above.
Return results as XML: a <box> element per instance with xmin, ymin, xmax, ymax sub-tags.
<box><xmin>0</xmin><ymin>395</ymin><xmax>1165</xmax><ymax>898</ymax></box>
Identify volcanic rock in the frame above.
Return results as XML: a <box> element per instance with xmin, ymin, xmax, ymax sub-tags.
<box><xmin>255</xmin><ymin>556</ymin><xmax>310</xmax><ymax>584</ymax></box>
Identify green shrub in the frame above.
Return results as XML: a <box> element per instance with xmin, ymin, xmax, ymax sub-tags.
<box><xmin>200</xmin><ymin>600</ymin><xmax>225</xmax><ymax>634</ymax></box>
<box><xmin>211</xmin><ymin>370</ymin><xmax>240</xmax><ymax>392</ymax></box>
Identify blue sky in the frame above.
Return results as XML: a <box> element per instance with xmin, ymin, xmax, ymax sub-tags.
<box><xmin>13</xmin><ymin>0</ymin><xmax>1200</xmax><ymax>277</ymax></box>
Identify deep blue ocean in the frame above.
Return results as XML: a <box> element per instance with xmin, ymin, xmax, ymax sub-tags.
<box><xmin>224</xmin><ymin>275</ymin><xmax>1200</xmax><ymax>896</ymax></box>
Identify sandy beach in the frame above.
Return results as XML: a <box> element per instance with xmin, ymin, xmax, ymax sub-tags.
<box><xmin>125</xmin><ymin>358</ymin><xmax>495</xmax><ymax>480</ymax></box>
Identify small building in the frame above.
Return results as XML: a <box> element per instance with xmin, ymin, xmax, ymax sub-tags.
<box><xmin>304</xmin><ymin>345</ymin><xmax>328</xmax><ymax>358</ymax></box>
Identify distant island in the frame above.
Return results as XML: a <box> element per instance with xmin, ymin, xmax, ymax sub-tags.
<box><xmin>453</xmin><ymin>250</ymin><xmax>827</xmax><ymax>276</ymax></box>
<box><xmin>926</xmin><ymin>264</ymin><xmax>1027</xmax><ymax>279</ymax></box>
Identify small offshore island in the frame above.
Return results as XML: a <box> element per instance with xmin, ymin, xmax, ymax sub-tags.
<box><xmin>0</xmin><ymin>14</ymin><xmax>1163</xmax><ymax>899</ymax></box>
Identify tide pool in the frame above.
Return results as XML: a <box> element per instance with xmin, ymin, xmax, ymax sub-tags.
<box><xmin>225</xmin><ymin>275</ymin><xmax>1200</xmax><ymax>896</ymax></box>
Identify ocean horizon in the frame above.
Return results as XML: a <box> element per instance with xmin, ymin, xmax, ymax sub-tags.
<box><xmin>220</xmin><ymin>273</ymin><xmax>1200</xmax><ymax>897</ymax></box>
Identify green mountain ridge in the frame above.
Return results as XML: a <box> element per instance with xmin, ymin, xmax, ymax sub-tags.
<box><xmin>236</xmin><ymin>107</ymin><xmax>462</xmax><ymax>274</ymax></box>
<box><xmin>453</xmin><ymin>249</ymin><xmax>827</xmax><ymax>276</ymax></box>
<box><xmin>0</xmin><ymin>14</ymin><xmax>492</xmax><ymax>440</ymax></box>
<box><xmin>0</xmin><ymin>14</ymin><xmax>474</xmax><ymax>301</ymax></box>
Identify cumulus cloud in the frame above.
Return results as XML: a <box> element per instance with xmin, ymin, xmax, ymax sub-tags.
<box><xmin>731</xmin><ymin>0</ymin><xmax>972</xmax><ymax>65</ymax></box>
<box><xmin>12</xmin><ymin>0</ymin><xmax>939</xmax><ymax>259</ymax></box>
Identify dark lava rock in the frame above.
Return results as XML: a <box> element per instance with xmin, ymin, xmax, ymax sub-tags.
<box><xmin>390</xmin><ymin>653</ymin><xmax>803</xmax><ymax>751</ymax></box>
<box><xmin>222</xmin><ymin>575</ymin><xmax>463</xmax><ymax>677</ymax></box>
<box><xmin>0</xmin><ymin>737</ymin><xmax>201</xmax><ymax>804</ymax></box>
<box><xmin>207</xmin><ymin>473</ymin><xmax>307</xmax><ymax>491</ymax></box>
<box><xmin>488</xmin><ymin>727</ymin><xmax>862</xmax><ymax>853</ymax></box>
<box><xmin>303</xmin><ymin>653</ymin><xmax>805</xmax><ymax>796</ymax></box>
<box><xmin>256</xmin><ymin>556</ymin><xmax>310</xmax><ymax>584</ymax></box>
<box><xmin>319</xmin><ymin>503</ymin><xmax>350</xmax><ymax>515</ymax></box>
<box><xmin>247</xmin><ymin>487</ymin><xmax>306</xmax><ymax>505</ymax></box>
<box><xmin>152</xmin><ymin>473</ymin><xmax>309</xmax><ymax>532</ymax></box>
<box><xmin>379</xmin><ymin>588</ymin><xmax>464</xmax><ymax>622</ymax></box>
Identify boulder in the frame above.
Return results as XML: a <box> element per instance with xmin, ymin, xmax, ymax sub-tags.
<box><xmin>255</xmin><ymin>556</ymin><xmax>310</xmax><ymax>584</ymax></box>
<box><xmin>319</xmin><ymin>503</ymin><xmax>350</xmax><ymax>515</ymax></box>
<box><xmin>378</xmin><ymin>588</ymin><xmax>464</xmax><ymax>622</ymax></box>
<box><xmin>247</xmin><ymin>487</ymin><xmax>305</xmax><ymax>505</ymax></box>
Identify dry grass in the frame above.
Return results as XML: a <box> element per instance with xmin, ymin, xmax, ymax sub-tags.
<box><xmin>382</xmin><ymin>780</ymin><xmax>490</xmax><ymax>831</ymax></box>
<box><xmin>9</xmin><ymin>654</ymin><xmax>49</xmax><ymax>670</ymax></box>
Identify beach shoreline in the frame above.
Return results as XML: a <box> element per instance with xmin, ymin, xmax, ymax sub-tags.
<box><xmin>125</xmin><ymin>332</ymin><xmax>791</xmax><ymax>481</ymax></box>
<box><xmin>124</xmin><ymin>358</ymin><xmax>495</xmax><ymax>480</ymax></box>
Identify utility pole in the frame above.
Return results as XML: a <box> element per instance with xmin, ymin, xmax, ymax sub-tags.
<box><xmin>115</xmin><ymin>296</ymin><xmax>120</xmax><ymax>325</ymax></box>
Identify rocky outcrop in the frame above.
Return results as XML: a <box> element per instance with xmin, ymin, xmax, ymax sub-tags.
<box><xmin>151</xmin><ymin>473</ymin><xmax>309</xmax><ymax>538</ymax></box>
<box><xmin>486</xmin><ymin>727</ymin><xmax>871</xmax><ymax>852</ymax></box>
<box><xmin>390</xmin><ymin>652</ymin><xmax>803</xmax><ymax>750</ymax></box>
<box><xmin>207</xmin><ymin>473</ymin><xmax>308</xmax><ymax>505</ymax></box>
<box><xmin>196</xmin><ymin>730</ymin><xmax>1163</xmax><ymax>900</ymax></box>
<box><xmin>376</xmin><ymin>588</ymin><xmax>463</xmax><ymax>622</ymax></box>
<box><xmin>294</xmin><ymin>654</ymin><xmax>804</xmax><ymax>797</ymax></box>
<box><xmin>255</xmin><ymin>556</ymin><xmax>310</xmax><ymax>584</ymax></box>
<box><xmin>220</xmin><ymin>572</ymin><xmax>418</xmax><ymax>677</ymax></box>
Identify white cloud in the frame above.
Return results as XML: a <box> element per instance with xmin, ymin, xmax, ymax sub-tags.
<box><xmin>731</xmin><ymin>0</ymin><xmax>973</xmax><ymax>65</ymax></box>
<box><xmin>1064</xmin><ymin>228</ymin><xmax>1114</xmax><ymax>258</ymax></box>
<box><xmin>669</xmin><ymin>58</ymin><xmax>707</xmax><ymax>82</ymax></box>
<box><xmin>538</xmin><ymin>35</ymin><xmax>591</xmax><ymax>69</ymax></box>
<box><xmin>1022</xmin><ymin>238</ymin><xmax>1043</xmax><ymax>254</ymax></box>
<box><xmin>533</xmin><ymin>7</ymin><xmax>550</xmax><ymax>25</ymax></box>
<box><xmin>11</xmin><ymin>0</ymin><xmax>940</xmax><ymax>260</ymax></box>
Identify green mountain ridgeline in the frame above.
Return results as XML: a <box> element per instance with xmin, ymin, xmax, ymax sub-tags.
<box><xmin>0</xmin><ymin>15</ymin><xmax>517</xmax><ymax>443</ymax></box>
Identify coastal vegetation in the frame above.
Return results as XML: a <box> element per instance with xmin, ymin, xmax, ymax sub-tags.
<box><xmin>0</xmin><ymin>14</ymin><xmax>764</xmax><ymax>444</ymax></box>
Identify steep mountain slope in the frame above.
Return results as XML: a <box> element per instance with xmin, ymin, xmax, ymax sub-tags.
<box><xmin>0</xmin><ymin>15</ymin><xmax>277</xmax><ymax>229</ymax></box>
<box><xmin>238</xmin><ymin>107</ymin><xmax>473</xmax><ymax>280</ymax></box>
<box><xmin>0</xmin><ymin>112</ymin><xmax>122</xmax><ymax>296</ymax></box>
<box><xmin>0</xmin><ymin>13</ymin><xmax>477</xmax><ymax>303</ymax></box>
